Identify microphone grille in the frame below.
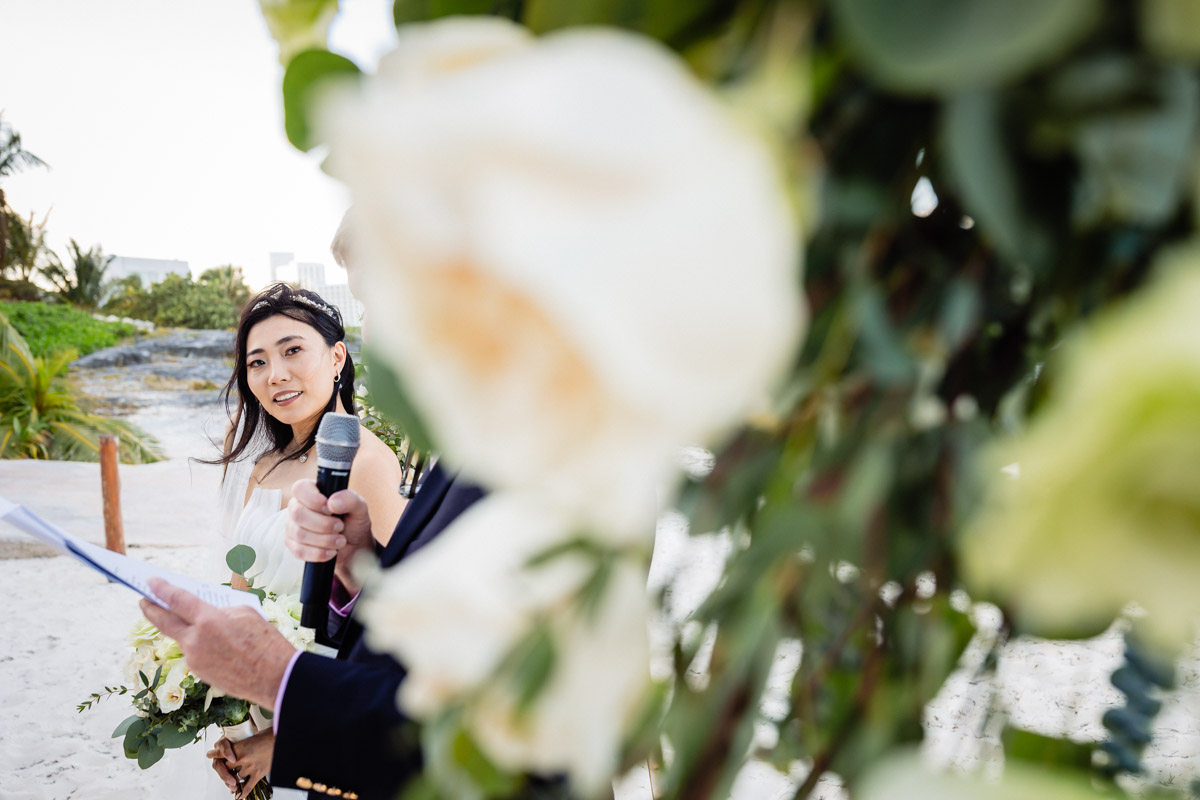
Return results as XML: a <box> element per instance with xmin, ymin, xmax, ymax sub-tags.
<box><xmin>316</xmin><ymin>412</ymin><xmax>361</xmax><ymax>464</ymax></box>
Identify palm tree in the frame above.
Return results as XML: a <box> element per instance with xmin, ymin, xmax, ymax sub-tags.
<box><xmin>0</xmin><ymin>115</ymin><xmax>49</xmax><ymax>269</ymax></box>
<box><xmin>0</xmin><ymin>311</ymin><xmax>162</xmax><ymax>462</ymax></box>
<box><xmin>40</xmin><ymin>239</ymin><xmax>112</xmax><ymax>310</ymax></box>
<box><xmin>2</xmin><ymin>206</ymin><xmax>54</xmax><ymax>281</ymax></box>
<box><xmin>199</xmin><ymin>264</ymin><xmax>252</xmax><ymax>308</ymax></box>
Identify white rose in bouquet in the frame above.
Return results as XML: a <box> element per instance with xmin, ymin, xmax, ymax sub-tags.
<box><xmin>157</xmin><ymin>680</ymin><xmax>187</xmax><ymax>714</ymax></box>
<box><xmin>319</xmin><ymin>16</ymin><xmax>804</xmax><ymax>537</ymax></box>
<box><xmin>125</xmin><ymin>643</ymin><xmax>157</xmax><ymax>686</ymax></box>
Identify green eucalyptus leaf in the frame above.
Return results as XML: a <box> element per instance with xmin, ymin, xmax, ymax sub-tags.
<box><xmin>942</xmin><ymin>89</ymin><xmax>1052</xmax><ymax>273</ymax></box>
<box><xmin>157</xmin><ymin>724</ymin><xmax>199</xmax><ymax>749</ymax></box>
<box><xmin>831</xmin><ymin>0</ymin><xmax>1101</xmax><ymax>94</ymax></box>
<box><xmin>508</xmin><ymin>622</ymin><xmax>556</xmax><ymax>715</ymax></box>
<box><xmin>853</xmin><ymin>285</ymin><xmax>915</xmax><ymax>385</ymax></box>
<box><xmin>137</xmin><ymin>739</ymin><xmax>165</xmax><ymax>770</ymax></box>
<box><xmin>393</xmin><ymin>0</ymin><xmax>517</xmax><ymax>26</ymax></box>
<box><xmin>282</xmin><ymin>48</ymin><xmax>362</xmax><ymax>152</ymax></box>
<box><xmin>362</xmin><ymin>346</ymin><xmax>435</xmax><ymax>453</ymax></box>
<box><xmin>451</xmin><ymin>728</ymin><xmax>521</xmax><ymax>796</ymax></box>
<box><xmin>1053</xmin><ymin>60</ymin><xmax>1200</xmax><ymax>228</ymax></box>
<box><xmin>226</xmin><ymin>543</ymin><xmax>257</xmax><ymax>576</ymax></box>
<box><xmin>939</xmin><ymin>278</ymin><xmax>981</xmax><ymax>353</ymax></box>
<box><xmin>524</xmin><ymin>0</ymin><xmax>730</xmax><ymax>44</ymax></box>
<box><xmin>1003</xmin><ymin>728</ymin><xmax>1095</xmax><ymax>769</ymax></box>
<box><xmin>123</xmin><ymin>718</ymin><xmax>149</xmax><ymax>760</ymax></box>
<box><xmin>113</xmin><ymin>715</ymin><xmax>145</xmax><ymax>740</ymax></box>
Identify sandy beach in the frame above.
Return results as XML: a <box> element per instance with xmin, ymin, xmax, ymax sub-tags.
<box><xmin>2</xmin><ymin>359</ymin><xmax>1198</xmax><ymax>799</ymax></box>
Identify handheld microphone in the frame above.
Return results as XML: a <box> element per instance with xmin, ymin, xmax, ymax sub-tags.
<box><xmin>300</xmin><ymin>412</ymin><xmax>360</xmax><ymax>638</ymax></box>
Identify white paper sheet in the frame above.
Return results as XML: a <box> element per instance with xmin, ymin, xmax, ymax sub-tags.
<box><xmin>0</xmin><ymin>494</ymin><xmax>261</xmax><ymax>612</ymax></box>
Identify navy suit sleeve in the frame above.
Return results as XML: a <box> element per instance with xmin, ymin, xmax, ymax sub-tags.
<box><xmin>271</xmin><ymin>652</ymin><xmax>420</xmax><ymax>800</ymax></box>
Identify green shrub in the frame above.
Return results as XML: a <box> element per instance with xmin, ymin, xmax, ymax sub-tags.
<box><xmin>0</xmin><ymin>311</ymin><xmax>162</xmax><ymax>463</ymax></box>
<box><xmin>0</xmin><ymin>300</ymin><xmax>136</xmax><ymax>358</ymax></box>
<box><xmin>101</xmin><ymin>269</ymin><xmax>251</xmax><ymax>330</ymax></box>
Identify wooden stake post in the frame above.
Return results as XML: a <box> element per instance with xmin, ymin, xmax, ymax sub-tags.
<box><xmin>99</xmin><ymin>434</ymin><xmax>125</xmax><ymax>554</ymax></box>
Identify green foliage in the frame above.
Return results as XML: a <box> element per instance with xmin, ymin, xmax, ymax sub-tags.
<box><xmin>354</xmin><ymin>357</ymin><xmax>428</xmax><ymax>493</ymax></box>
<box><xmin>198</xmin><ymin>264</ymin><xmax>252</xmax><ymax>309</ymax></box>
<box><xmin>361</xmin><ymin>346</ymin><xmax>434</xmax><ymax>454</ymax></box>
<box><xmin>829</xmin><ymin>0</ymin><xmax>1101</xmax><ymax>94</ymax></box>
<box><xmin>392</xmin><ymin>0</ymin><xmax>514</xmax><ymax>27</ymax></box>
<box><xmin>39</xmin><ymin>239</ymin><xmax>112</xmax><ymax>310</ymax></box>
<box><xmin>225</xmin><ymin>543</ymin><xmax>257</xmax><ymax>576</ymax></box>
<box><xmin>0</xmin><ymin>300</ymin><xmax>135</xmax><ymax>358</ymax></box>
<box><xmin>282</xmin><ymin>48</ymin><xmax>362</xmax><ymax>151</ymax></box>
<box><xmin>0</xmin><ymin>311</ymin><xmax>162</xmax><ymax>463</ymax></box>
<box><xmin>102</xmin><ymin>270</ymin><xmax>251</xmax><ymax>329</ymax></box>
<box><xmin>2</xmin><ymin>207</ymin><xmax>54</xmax><ymax>282</ymax></box>
<box><xmin>0</xmin><ymin>114</ymin><xmax>49</xmax><ymax>276</ymax></box>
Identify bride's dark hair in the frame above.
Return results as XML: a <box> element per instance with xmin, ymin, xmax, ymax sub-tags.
<box><xmin>207</xmin><ymin>282</ymin><xmax>357</xmax><ymax>473</ymax></box>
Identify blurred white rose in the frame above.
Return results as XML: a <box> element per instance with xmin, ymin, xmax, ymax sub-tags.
<box><xmin>468</xmin><ymin>559</ymin><xmax>651</xmax><ymax>795</ymax></box>
<box><xmin>359</xmin><ymin>493</ymin><xmax>651</xmax><ymax>789</ymax></box>
<box><xmin>320</xmin><ymin>16</ymin><xmax>804</xmax><ymax>537</ymax></box>
<box><xmin>125</xmin><ymin>643</ymin><xmax>157</xmax><ymax>686</ymax></box>
<box><xmin>361</xmin><ymin>493</ymin><xmax>593</xmax><ymax>715</ymax></box>
<box><xmin>128</xmin><ymin>617</ymin><xmax>158</xmax><ymax>646</ymax></box>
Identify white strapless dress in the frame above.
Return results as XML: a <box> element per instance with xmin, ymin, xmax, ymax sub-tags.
<box><xmin>232</xmin><ymin>488</ymin><xmax>305</xmax><ymax>598</ymax></box>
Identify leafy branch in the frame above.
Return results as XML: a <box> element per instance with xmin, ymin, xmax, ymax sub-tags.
<box><xmin>77</xmin><ymin>684</ymin><xmax>130</xmax><ymax>713</ymax></box>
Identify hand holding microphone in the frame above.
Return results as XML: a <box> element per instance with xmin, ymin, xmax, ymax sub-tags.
<box><xmin>295</xmin><ymin>412</ymin><xmax>362</xmax><ymax>639</ymax></box>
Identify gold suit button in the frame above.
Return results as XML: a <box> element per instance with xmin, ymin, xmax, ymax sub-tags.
<box><xmin>344</xmin><ymin>794</ymin><xmax>359</xmax><ymax>800</ymax></box>
<box><xmin>328</xmin><ymin>790</ymin><xmax>343</xmax><ymax>797</ymax></box>
<box><xmin>313</xmin><ymin>783</ymin><xmax>328</xmax><ymax>793</ymax></box>
<box><xmin>296</xmin><ymin>777</ymin><xmax>313</xmax><ymax>790</ymax></box>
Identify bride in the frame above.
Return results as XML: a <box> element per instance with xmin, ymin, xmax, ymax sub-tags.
<box><xmin>202</xmin><ymin>282</ymin><xmax>408</xmax><ymax>798</ymax></box>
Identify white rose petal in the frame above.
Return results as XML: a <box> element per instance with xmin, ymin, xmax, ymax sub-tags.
<box><xmin>468</xmin><ymin>560</ymin><xmax>651</xmax><ymax>796</ymax></box>
<box><xmin>320</xmin><ymin>17</ymin><xmax>804</xmax><ymax>537</ymax></box>
<box><xmin>361</xmin><ymin>493</ymin><xmax>591</xmax><ymax>717</ymax></box>
<box><xmin>157</xmin><ymin>682</ymin><xmax>186</xmax><ymax>714</ymax></box>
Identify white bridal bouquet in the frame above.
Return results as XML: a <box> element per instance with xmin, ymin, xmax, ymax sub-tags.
<box><xmin>78</xmin><ymin>545</ymin><xmax>318</xmax><ymax>799</ymax></box>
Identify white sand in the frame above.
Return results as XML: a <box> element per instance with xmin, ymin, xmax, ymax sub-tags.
<box><xmin>3</xmin><ymin>407</ymin><xmax>1198</xmax><ymax>798</ymax></box>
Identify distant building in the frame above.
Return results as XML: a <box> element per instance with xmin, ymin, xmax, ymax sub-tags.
<box><xmin>108</xmin><ymin>255</ymin><xmax>189</xmax><ymax>286</ymax></box>
<box><xmin>268</xmin><ymin>251</ymin><xmax>363</xmax><ymax>327</ymax></box>
<box><xmin>319</xmin><ymin>282</ymin><xmax>365</xmax><ymax>329</ymax></box>
<box><xmin>269</xmin><ymin>252</ymin><xmax>325</xmax><ymax>290</ymax></box>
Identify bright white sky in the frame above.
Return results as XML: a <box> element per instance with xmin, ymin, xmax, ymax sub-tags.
<box><xmin>0</xmin><ymin>0</ymin><xmax>396</xmax><ymax>290</ymax></box>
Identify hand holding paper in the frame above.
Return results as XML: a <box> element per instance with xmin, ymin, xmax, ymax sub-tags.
<box><xmin>140</xmin><ymin>579</ymin><xmax>296</xmax><ymax>709</ymax></box>
<box><xmin>0</xmin><ymin>494</ymin><xmax>259</xmax><ymax>612</ymax></box>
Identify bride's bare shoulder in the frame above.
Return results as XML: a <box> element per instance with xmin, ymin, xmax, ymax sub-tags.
<box><xmin>354</xmin><ymin>425</ymin><xmax>405</xmax><ymax>475</ymax></box>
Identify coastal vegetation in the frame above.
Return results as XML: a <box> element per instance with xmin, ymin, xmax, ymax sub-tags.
<box><xmin>0</xmin><ymin>310</ymin><xmax>161</xmax><ymax>463</ymax></box>
<box><xmin>102</xmin><ymin>266</ymin><xmax>251</xmax><ymax>329</ymax></box>
<box><xmin>0</xmin><ymin>300</ymin><xmax>135</xmax><ymax>358</ymax></box>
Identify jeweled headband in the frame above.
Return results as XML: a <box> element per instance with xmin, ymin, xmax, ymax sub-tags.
<box><xmin>252</xmin><ymin>288</ymin><xmax>341</xmax><ymax>324</ymax></box>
